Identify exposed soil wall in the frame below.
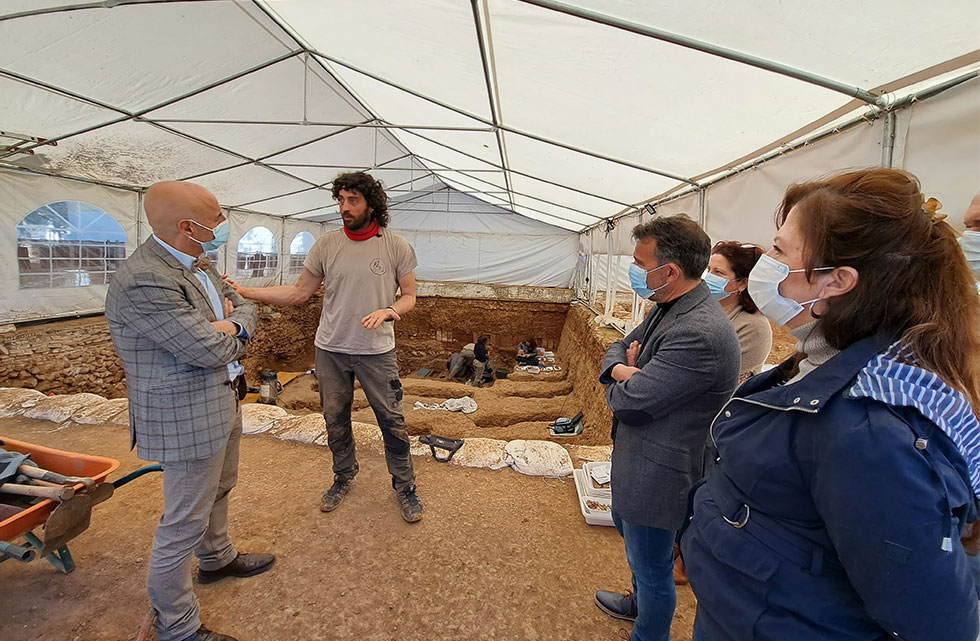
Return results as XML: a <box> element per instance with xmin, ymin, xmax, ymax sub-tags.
<box><xmin>0</xmin><ymin>317</ymin><xmax>125</xmax><ymax>398</ymax></box>
<box><xmin>554</xmin><ymin>303</ymin><xmax>620</xmax><ymax>442</ymax></box>
<box><xmin>276</xmin><ymin>301</ymin><xmax>619</xmax><ymax>447</ymax></box>
<box><xmin>244</xmin><ymin>294</ymin><xmax>569</xmax><ymax>380</ymax></box>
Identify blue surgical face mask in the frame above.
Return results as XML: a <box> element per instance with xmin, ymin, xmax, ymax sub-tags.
<box><xmin>747</xmin><ymin>254</ymin><xmax>834</xmax><ymax>326</ymax></box>
<box><xmin>629</xmin><ymin>262</ymin><xmax>668</xmax><ymax>300</ymax></box>
<box><xmin>704</xmin><ymin>271</ymin><xmax>734</xmax><ymax>300</ymax></box>
<box><xmin>186</xmin><ymin>219</ymin><xmax>230</xmax><ymax>251</ymax></box>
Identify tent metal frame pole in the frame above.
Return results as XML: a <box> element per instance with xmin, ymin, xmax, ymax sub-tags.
<box><xmin>149</xmin><ymin>118</ymin><xmax>496</xmax><ymax>132</ymax></box>
<box><xmin>881</xmin><ymin>111</ymin><xmax>897</xmax><ymax>168</ymax></box>
<box><xmin>306</xmin><ymin>51</ymin><xmax>695</xmax><ymax>184</ymax></box>
<box><xmin>517</xmin><ymin>0</ymin><xmax>881</xmax><ymax>105</ymax></box>
<box><xmin>417</xmin><ymin>155</ymin><xmax>604</xmax><ymax>223</ymax></box>
<box><xmin>0</xmin><ymin>50</ymin><xmax>305</xmax><ymax>159</ymax></box>
<box><xmin>420</xmin><ymin>168</ymin><xmax>585</xmax><ymax>230</ymax></box>
<box><xmin>698</xmin><ymin>188</ymin><xmax>706</xmax><ymax>228</ymax></box>
<box><xmin>580</xmin><ymin>71</ymin><xmax>979</xmax><ymax>235</ymax></box>
<box><xmin>401</xmin><ymin>128</ymin><xmax>632</xmax><ymax>210</ymax></box>
<box><xmin>0</xmin><ymin>0</ymin><xmax>220</xmax><ymax>23</ymax></box>
<box><xmin>471</xmin><ymin>0</ymin><xmax>516</xmax><ymax>212</ymax></box>
<box><xmin>246</xmin><ymin>164</ymin><xmax>430</xmax><ymax>214</ymax></box>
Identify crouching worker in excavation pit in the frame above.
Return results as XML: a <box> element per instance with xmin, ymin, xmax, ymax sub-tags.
<box><xmin>224</xmin><ymin>171</ymin><xmax>423</xmax><ymax>523</ymax></box>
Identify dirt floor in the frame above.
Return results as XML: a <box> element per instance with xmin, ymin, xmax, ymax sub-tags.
<box><xmin>0</xmin><ymin>417</ymin><xmax>699</xmax><ymax>641</ymax></box>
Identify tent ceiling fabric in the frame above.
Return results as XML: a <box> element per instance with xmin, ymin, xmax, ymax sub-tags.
<box><xmin>0</xmin><ymin>0</ymin><xmax>977</xmax><ymax>233</ymax></box>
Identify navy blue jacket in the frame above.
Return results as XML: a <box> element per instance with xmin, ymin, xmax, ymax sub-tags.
<box><xmin>681</xmin><ymin>336</ymin><xmax>979</xmax><ymax>641</ymax></box>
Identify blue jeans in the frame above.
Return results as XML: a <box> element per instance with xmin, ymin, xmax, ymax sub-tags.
<box><xmin>613</xmin><ymin>512</ymin><xmax>677</xmax><ymax>641</ymax></box>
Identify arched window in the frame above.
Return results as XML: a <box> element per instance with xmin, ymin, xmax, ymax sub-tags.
<box><xmin>288</xmin><ymin>231</ymin><xmax>315</xmax><ymax>274</ymax></box>
<box><xmin>236</xmin><ymin>226</ymin><xmax>278</xmax><ymax>278</ymax></box>
<box><xmin>17</xmin><ymin>201</ymin><xmax>127</xmax><ymax>289</ymax></box>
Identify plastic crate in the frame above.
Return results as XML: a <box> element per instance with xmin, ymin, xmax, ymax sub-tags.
<box><xmin>582</xmin><ymin>461</ymin><xmax>612</xmax><ymax>499</ymax></box>
<box><xmin>573</xmin><ymin>468</ymin><xmax>614</xmax><ymax>526</ymax></box>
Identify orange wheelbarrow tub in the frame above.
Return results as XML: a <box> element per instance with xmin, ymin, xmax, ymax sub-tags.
<box><xmin>0</xmin><ymin>436</ymin><xmax>122</xmax><ymax>572</ymax></box>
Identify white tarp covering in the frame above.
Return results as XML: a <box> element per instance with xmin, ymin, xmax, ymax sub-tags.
<box><xmin>0</xmin><ymin>1</ymin><xmax>977</xmax><ymax>321</ymax></box>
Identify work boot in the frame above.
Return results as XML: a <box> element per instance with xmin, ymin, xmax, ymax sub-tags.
<box><xmin>397</xmin><ymin>487</ymin><xmax>423</xmax><ymax>523</ymax></box>
<box><xmin>595</xmin><ymin>590</ymin><xmax>637</xmax><ymax>622</ymax></box>
<box><xmin>182</xmin><ymin>626</ymin><xmax>238</xmax><ymax>641</ymax></box>
<box><xmin>319</xmin><ymin>477</ymin><xmax>355</xmax><ymax>512</ymax></box>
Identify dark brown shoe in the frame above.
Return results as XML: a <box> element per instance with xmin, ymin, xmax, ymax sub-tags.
<box><xmin>182</xmin><ymin>626</ymin><xmax>238</xmax><ymax>641</ymax></box>
<box><xmin>198</xmin><ymin>552</ymin><xmax>275</xmax><ymax>585</ymax></box>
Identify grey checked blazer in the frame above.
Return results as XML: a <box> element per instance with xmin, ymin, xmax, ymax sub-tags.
<box><xmin>105</xmin><ymin>238</ymin><xmax>257</xmax><ymax>463</ymax></box>
<box><xmin>599</xmin><ymin>282</ymin><xmax>740</xmax><ymax>530</ymax></box>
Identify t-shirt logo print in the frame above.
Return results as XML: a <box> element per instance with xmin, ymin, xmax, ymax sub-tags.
<box><xmin>369</xmin><ymin>258</ymin><xmax>387</xmax><ymax>275</ymax></box>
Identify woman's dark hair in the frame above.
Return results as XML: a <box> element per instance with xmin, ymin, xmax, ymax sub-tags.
<box><xmin>477</xmin><ymin>334</ymin><xmax>489</xmax><ymax>344</ymax></box>
<box><xmin>711</xmin><ymin>241</ymin><xmax>765</xmax><ymax>313</ymax></box>
<box><xmin>525</xmin><ymin>338</ymin><xmax>537</xmax><ymax>351</ymax></box>
<box><xmin>331</xmin><ymin>171</ymin><xmax>390</xmax><ymax>228</ymax></box>
<box><xmin>779</xmin><ymin>167</ymin><xmax>980</xmax><ymax>411</ymax></box>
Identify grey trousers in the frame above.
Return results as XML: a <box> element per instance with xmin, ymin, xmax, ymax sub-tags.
<box><xmin>149</xmin><ymin>390</ymin><xmax>241</xmax><ymax>641</ymax></box>
<box><xmin>315</xmin><ymin>347</ymin><xmax>416</xmax><ymax>493</ymax></box>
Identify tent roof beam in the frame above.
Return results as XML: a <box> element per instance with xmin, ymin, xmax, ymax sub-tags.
<box><xmin>145</xmin><ymin>118</ymin><xmax>497</xmax><ymax>132</ymax></box>
<box><xmin>400</xmin><ymin>127</ymin><xmax>634</xmax><ymax>211</ymax></box>
<box><xmin>306</xmin><ymin>50</ymin><xmax>695</xmax><ymax>185</ymax></box>
<box><xmin>471</xmin><ymin>0</ymin><xmax>516</xmax><ymax>213</ymax></box>
<box><xmin>518</xmin><ymin>0</ymin><xmax>882</xmax><ymax>106</ymax></box>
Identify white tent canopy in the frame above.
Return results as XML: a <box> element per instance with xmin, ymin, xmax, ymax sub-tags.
<box><xmin>0</xmin><ymin>0</ymin><xmax>977</xmax><ymax>322</ymax></box>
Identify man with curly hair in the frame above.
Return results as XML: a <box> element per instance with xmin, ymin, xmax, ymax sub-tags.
<box><xmin>225</xmin><ymin>171</ymin><xmax>423</xmax><ymax>522</ymax></box>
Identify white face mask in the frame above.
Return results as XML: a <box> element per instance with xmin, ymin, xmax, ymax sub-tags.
<box><xmin>960</xmin><ymin>230</ymin><xmax>980</xmax><ymax>280</ymax></box>
<box><xmin>747</xmin><ymin>254</ymin><xmax>834</xmax><ymax>326</ymax></box>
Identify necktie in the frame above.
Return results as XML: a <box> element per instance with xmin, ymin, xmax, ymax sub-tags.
<box><xmin>192</xmin><ymin>255</ymin><xmax>212</xmax><ymax>272</ymax></box>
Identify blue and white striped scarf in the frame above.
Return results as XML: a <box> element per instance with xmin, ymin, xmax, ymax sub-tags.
<box><xmin>847</xmin><ymin>341</ymin><xmax>980</xmax><ymax>496</ymax></box>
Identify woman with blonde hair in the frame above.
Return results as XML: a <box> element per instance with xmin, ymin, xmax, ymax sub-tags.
<box><xmin>681</xmin><ymin>168</ymin><xmax>980</xmax><ymax>641</ymax></box>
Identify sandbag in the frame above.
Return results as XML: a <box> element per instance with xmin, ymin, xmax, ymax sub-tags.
<box><xmin>241</xmin><ymin>403</ymin><xmax>288</xmax><ymax>435</ymax></box>
<box><xmin>72</xmin><ymin>397</ymin><xmax>130</xmax><ymax>425</ymax></box>
<box><xmin>450</xmin><ymin>437</ymin><xmax>509</xmax><ymax>470</ymax></box>
<box><xmin>0</xmin><ymin>387</ymin><xmax>47</xmax><ymax>418</ymax></box>
<box><xmin>23</xmin><ymin>393</ymin><xmax>107</xmax><ymax>423</ymax></box>
<box><xmin>273</xmin><ymin>414</ymin><xmax>326</xmax><ymax>444</ymax></box>
<box><xmin>504</xmin><ymin>439</ymin><xmax>573</xmax><ymax>478</ymax></box>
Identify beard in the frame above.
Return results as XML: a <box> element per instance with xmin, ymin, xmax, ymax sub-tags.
<box><xmin>342</xmin><ymin>211</ymin><xmax>372</xmax><ymax>231</ymax></box>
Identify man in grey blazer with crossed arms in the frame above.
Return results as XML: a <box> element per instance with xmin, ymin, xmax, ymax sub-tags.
<box><xmin>106</xmin><ymin>181</ymin><xmax>274</xmax><ymax>641</ymax></box>
<box><xmin>594</xmin><ymin>215</ymin><xmax>740</xmax><ymax>641</ymax></box>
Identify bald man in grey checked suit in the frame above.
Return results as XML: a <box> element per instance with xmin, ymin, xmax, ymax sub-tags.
<box><xmin>106</xmin><ymin>181</ymin><xmax>274</xmax><ymax>641</ymax></box>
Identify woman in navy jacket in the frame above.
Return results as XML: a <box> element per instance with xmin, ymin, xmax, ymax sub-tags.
<box><xmin>681</xmin><ymin>168</ymin><xmax>980</xmax><ymax>641</ymax></box>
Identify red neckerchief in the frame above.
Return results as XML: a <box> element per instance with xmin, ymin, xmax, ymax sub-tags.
<box><xmin>343</xmin><ymin>220</ymin><xmax>380</xmax><ymax>241</ymax></box>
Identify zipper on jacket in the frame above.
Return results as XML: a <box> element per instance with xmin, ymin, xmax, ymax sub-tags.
<box><xmin>709</xmin><ymin>396</ymin><xmax>820</xmax><ymax>448</ymax></box>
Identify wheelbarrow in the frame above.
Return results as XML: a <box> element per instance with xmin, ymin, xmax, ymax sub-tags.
<box><xmin>0</xmin><ymin>436</ymin><xmax>161</xmax><ymax>573</ymax></box>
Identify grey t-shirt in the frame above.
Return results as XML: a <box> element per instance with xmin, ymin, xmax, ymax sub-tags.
<box><xmin>304</xmin><ymin>228</ymin><xmax>418</xmax><ymax>355</ymax></box>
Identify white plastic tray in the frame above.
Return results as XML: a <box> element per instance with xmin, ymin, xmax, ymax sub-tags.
<box><xmin>573</xmin><ymin>468</ymin><xmax>614</xmax><ymax>526</ymax></box>
<box><xmin>582</xmin><ymin>461</ymin><xmax>612</xmax><ymax>499</ymax></box>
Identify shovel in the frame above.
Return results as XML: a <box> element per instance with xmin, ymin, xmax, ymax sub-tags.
<box><xmin>18</xmin><ymin>463</ymin><xmax>115</xmax><ymax>557</ymax></box>
<box><xmin>38</xmin><ymin>464</ymin><xmax>161</xmax><ymax>556</ymax></box>
<box><xmin>40</xmin><ymin>482</ymin><xmax>114</xmax><ymax>556</ymax></box>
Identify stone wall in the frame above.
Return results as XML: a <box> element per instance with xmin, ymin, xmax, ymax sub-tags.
<box><xmin>0</xmin><ymin>317</ymin><xmax>126</xmax><ymax>398</ymax></box>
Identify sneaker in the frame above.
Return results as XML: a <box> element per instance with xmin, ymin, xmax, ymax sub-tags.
<box><xmin>319</xmin><ymin>477</ymin><xmax>355</xmax><ymax>512</ymax></box>
<box><xmin>397</xmin><ymin>487</ymin><xmax>423</xmax><ymax>523</ymax></box>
